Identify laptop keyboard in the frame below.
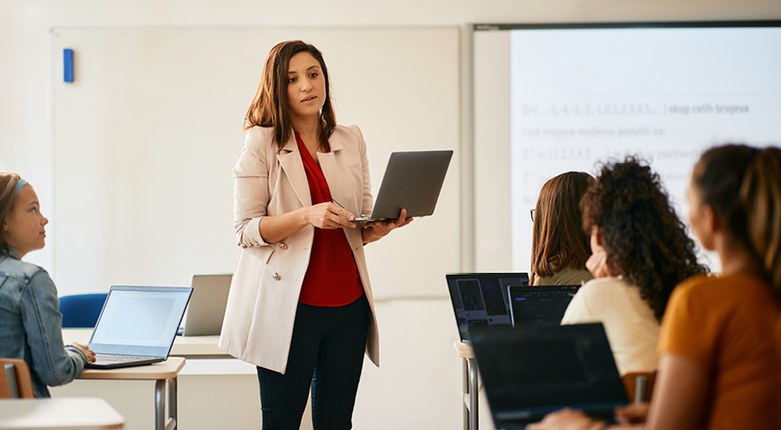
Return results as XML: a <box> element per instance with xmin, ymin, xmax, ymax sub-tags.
<box><xmin>94</xmin><ymin>354</ymin><xmax>144</xmax><ymax>363</ymax></box>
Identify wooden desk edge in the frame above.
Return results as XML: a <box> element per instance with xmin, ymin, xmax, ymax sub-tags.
<box><xmin>78</xmin><ymin>357</ymin><xmax>186</xmax><ymax>380</ymax></box>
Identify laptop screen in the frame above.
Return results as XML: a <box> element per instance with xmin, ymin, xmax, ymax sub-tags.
<box><xmin>470</xmin><ymin>323</ymin><xmax>628</xmax><ymax>424</ymax></box>
<box><xmin>445</xmin><ymin>273</ymin><xmax>529</xmax><ymax>341</ymax></box>
<box><xmin>509</xmin><ymin>285</ymin><xmax>579</xmax><ymax>327</ymax></box>
<box><xmin>89</xmin><ymin>286</ymin><xmax>192</xmax><ymax>357</ymax></box>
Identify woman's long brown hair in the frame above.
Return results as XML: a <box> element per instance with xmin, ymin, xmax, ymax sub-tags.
<box><xmin>530</xmin><ymin>171</ymin><xmax>594</xmax><ymax>285</ymax></box>
<box><xmin>244</xmin><ymin>40</ymin><xmax>336</xmax><ymax>151</ymax></box>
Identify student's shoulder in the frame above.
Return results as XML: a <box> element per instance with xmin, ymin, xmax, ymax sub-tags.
<box><xmin>579</xmin><ymin>276</ymin><xmax>632</xmax><ymax>295</ymax></box>
<box><xmin>0</xmin><ymin>256</ymin><xmax>45</xmax><ymax>285</ymax></box>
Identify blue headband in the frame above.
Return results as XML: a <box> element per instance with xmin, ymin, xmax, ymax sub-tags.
<box><xmin>14</xmin><ymin>178</ymin><xmax>27</xmax><ymax>196</ymax></box>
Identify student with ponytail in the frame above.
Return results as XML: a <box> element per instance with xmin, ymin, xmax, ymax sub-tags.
<box><xmin>0</xmin><ymin>173</ymin><xmax>96</xmax><ymax>397</ymax></box>
<box><xmin>530</xmin><ymin>144</ymin><xmax>781</xmax><ymax>430</ymax></box>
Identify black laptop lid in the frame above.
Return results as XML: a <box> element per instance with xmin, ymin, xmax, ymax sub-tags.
<box><xmin>470</xmin><ymin>323</ymin><xmax>628</xmax><ymax>427</ymax></box>
<box><xmin>508</xmin><ymin>285</ymin><xmax>580</xmax><ymax>328</ymax></box>
<box><xmin>445</xmin><ymin>273</ymin><xmax>529</xmax><ymax>341</ymax></box>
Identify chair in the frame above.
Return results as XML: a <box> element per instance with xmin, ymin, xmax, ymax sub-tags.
<box><xmin>622</xmin><ymin>371</ymin><xmax>657</xmax><ymax>403</ymax></box>
<box><xmin>0</xmin><ymin>358</ymin><xmax>34</xmax><ymax>398</ymax></box>
<box><xmin>59</xmin><ymin>293</ymin><xmax>107</xmax><ymax>328</ymax></box>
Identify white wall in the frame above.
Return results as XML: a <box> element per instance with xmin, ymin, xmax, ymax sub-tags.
<box><xmin>3</xmin><ymin>1</ymin><xmax>780</xmax><ymax>429</ymax></box>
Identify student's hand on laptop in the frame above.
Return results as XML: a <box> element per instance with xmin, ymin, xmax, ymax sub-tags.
<box><xmin>72</xmin><ymin>342</ymin><xmax>96</xmax><ymax>363</ymax></box>
<box><xmin>361</xmin><ymin>208</ymin><xmax>413</xmax><ymax>244</ymax></box>
<box><xmin>528</xmin><ymin>409</ymin><xmax>606</xmax><ymax>430</ymax></box>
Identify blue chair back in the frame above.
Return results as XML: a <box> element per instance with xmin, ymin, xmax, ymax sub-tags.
<box><xmin>59</xmin><ymin>293</ymin><xmax>108</xmax><ymax>328</ymax></box>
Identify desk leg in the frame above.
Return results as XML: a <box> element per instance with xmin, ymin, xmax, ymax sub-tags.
<box><xmin>155</xmin><ymin>379</ymin><xmax>166</xmax><ymax>430</ymax></box>
<box><xmin>167</xmin><ymin>377</ymin><xmax>178</xmax><ymax>430</ymax></box>
<box><xmin>462</xmin><ymin>358</ymin><xmax>469</xmax><ymax>430</ymax></box>
<box><xmin>467</xmin><ymin>357</ymin><xmax>479</xmax><ymax>430</ymax></box>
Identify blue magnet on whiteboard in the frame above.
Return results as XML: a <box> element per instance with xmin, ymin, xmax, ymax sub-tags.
<box><xmin>63</xmin><ymin>49</ymin><xmax>74</xmax><ymax>83</ymax></box>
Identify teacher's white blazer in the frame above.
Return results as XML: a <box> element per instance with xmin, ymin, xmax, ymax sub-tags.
<box><xmin>218</xmin><ymin>125</ymin><xmax>379</xmax><ymax>373</ymax></box>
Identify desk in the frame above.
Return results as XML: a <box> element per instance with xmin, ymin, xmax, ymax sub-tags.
<box><xmin>454</xmin><ymin>340</ymin><xmax>478</xmax><ymax>430</ymax></box>
<box><xmin>61</xmin><ymin>329</ymin><xmax>230</xmax><ymax>358</ymax></box>
<box><xmin>79</xmin><ymin>358</ymin><xmax>185</xmax><ymax>430</ymax></box>
<box><xmin>0</xmin><ymin>397</ymin><xmax>124</xmax><ymax>429</ymax></box>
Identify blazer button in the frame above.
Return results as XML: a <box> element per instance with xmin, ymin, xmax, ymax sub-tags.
<box><xmin>279</xmin><ymin>243</ymin><xmax>288</xmax><ymax>250</ymax></box>
<box><xmin>272</xmin><ymin>272</ymin><xmax>281</xmax><ymax>281</ymax></box>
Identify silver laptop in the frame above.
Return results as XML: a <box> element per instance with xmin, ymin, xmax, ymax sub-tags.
<box><xmin>86</xmin><ymin>285</ymin><xmax>192</xmax><ymax>369</ymax></box>
<box><xmin>181</xmin><ymin>274</ymin><xmax>232</xmax><ymax>336</ymax></box>
<box><xmin>353</xmin><ymin>150</ymin><xmax>453</xmax><ymax>222</ymax></box>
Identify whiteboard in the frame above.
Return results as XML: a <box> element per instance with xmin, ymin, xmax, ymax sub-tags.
<box><xmin>52</xmin><ymin>26</ymin><xmax>461</xmax><ymax>299</ymax></box>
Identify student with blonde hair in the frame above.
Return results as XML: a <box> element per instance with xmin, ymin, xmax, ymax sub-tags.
<box><xmin>0</xmin><ymin>173</ymin><xmax>95</xmax><ymax>397</ymax></box>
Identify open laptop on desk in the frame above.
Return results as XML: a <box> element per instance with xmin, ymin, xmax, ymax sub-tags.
<box><xmin>445</xmin><ymin>273</ymin><xmax>529</xmax><ymax>343</ymax></box>
<box><xmin>86</xmin><ymin>285</ymin><xmax>192</xmax><ymax>369</ymax></box>
<box><xmin>181</xmin><ymin>274</ymin><xmax>232</xmax><ymax>336</ymax></box>
<box><xmin>469</xmin><ymin>323</ymin><xmax>628</xmax><ymax>430</ymax></box>
<box><xmin>508</xmin><ymin>285</ymin><xmax>580</xmax><ymax>328</ymax></box>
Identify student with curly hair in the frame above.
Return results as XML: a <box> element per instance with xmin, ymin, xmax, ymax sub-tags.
<box><xmin>531</xmin><ymin>145</ymin><xmax>781</xmax><ymax>430</ymax></box>
<box><xmin>530</xmin><ymin>172</ymin><xmax>595</xmax><ymax>286</ymax></box>
<box><xmin>560</xmin><ymin>157</ymin><xmax>707</xmax><ymax>375</ymax></box>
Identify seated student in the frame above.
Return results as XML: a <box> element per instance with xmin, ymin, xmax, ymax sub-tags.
<box><xmin>530</xmin><ymin>144</ymin><xmax>781</xmax><ymax>430</ymax></box>
<box><xmin>0</xmin><ymin>173</ymin><xmax>96</xmax><ymax>397</ymax></box>
<box><xmin>561</xmin><ymin>158</ymin><xmax>706</xmax><ymax>375</ymax></box>
<box><xmin>530</xmin><ymin>171</ymin><xmax>595</xmax><ymax>286</ymax></box>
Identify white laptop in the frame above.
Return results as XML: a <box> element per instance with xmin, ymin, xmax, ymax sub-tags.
<box><xmin>86</xmin><ymin>285</ymin><xmax>192</xmax><ymax>369</ymax></box>
<box><xmin>181</xmin><ymin>274</ymin><xmax>232</xmax><ymax>336</ymax></box>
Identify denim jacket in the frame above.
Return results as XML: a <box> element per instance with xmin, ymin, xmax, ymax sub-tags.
<box><xmin>0</xmin><ymin>251</ymin><xmax>87</xmax><ymax>397</ymax></box>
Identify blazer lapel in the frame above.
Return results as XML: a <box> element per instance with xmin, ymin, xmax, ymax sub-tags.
<box><xmin>318</xmin><ymin>138</ymin><xmax>356</xmax><ymax>214</ymax></box>
<box><xmin>277</xmin><ymin>136</ymin><xmax>312</xmax><ymax>208</ymax></box>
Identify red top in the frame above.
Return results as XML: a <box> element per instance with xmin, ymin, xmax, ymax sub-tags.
<box><xmin>295</xmin><ymin>132</ymin><xmax>364</xmax><ymax>307</ymax></box>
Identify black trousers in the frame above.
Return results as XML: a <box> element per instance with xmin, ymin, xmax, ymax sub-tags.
<box><xmin>257</xmin><ymin>295</ymin><xmax>370</xmax><ymax>430</ymax></box>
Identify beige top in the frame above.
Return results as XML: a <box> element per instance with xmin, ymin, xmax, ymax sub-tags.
<box><xmin>534</xmin><ymin>266</ymin><xmax>593</xmax><ymax>286</ymax></box>
<box><xmin>561</xmin><ymin>276</ymin><xmax>659</xmax><ymax>374</ymax></box>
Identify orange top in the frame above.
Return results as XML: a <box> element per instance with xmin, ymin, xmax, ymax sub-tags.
<box><xmin>659</xmin><ymin>274</ymin><xmax>781</xmax><ymax>430</ymax></box>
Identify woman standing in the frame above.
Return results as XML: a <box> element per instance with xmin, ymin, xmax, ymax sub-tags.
<box><xmin>218</xmin><ymin>41</ymin><xmax>411</xmax><ymax>430</ymax></box>
<box><xmin>0</xmin><ymin>173</ymin><xmax>96</xmax><ymax>398</ymax></box>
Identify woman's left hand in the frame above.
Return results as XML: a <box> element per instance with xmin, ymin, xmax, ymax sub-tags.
<box><xmin>361</xmin><ymin>208</ymin><xmax>413</xmax><ymax>244</ymax></box>
<box><xmin>527</xmin><ymin>409</ymin><xmax>605</xmax><ymax>430</ymax></box>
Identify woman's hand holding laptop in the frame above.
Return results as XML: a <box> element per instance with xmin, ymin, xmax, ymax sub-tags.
<box><xmin>360</xmin><ymin>208</ymin><xmax>413</xmax><ymax>245</ymax></box>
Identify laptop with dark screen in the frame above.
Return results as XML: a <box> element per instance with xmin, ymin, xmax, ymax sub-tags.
<box><xmin>469</xmin><ymin>323</ymin><xmax>628</xmax><ymax>430</ymax></box>
<box><xmin>445</xmin><ymin>273</ymin><xmax>529</xmax><ymax>342</ymax></box>
<box><xmin>508</xmin><ymin>285</ymin><xmax>580</xmax><ymax>328</ymax></box>
<box><xmin>86</xmin><ymin>285</ymin><xmax>192</xmax><ymax>369</ymax></box>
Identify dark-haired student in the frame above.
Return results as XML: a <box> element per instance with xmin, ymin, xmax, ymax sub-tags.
<box><xmin>530</xmin><ymin>172</ymin><xmax>595</xmax><ymax>286</ymax></box>
<box><xmin>218</xmin><ymin>40</ymin><xmax>411</xmax><ymax>430</ymax></box>
<box><xmin>0</xmin><ymin>172</ymin><xmax>96</xmax><ymax>398</ymax></box>
<box><xmin>531</xmin><ymin>144</ymin><xmax>781</xmax><ymax>430</ymax></box>
<box><xmin>560</xmin><ymin>158</ymin><xmax>707</xmax><ymax>375</ymax></box>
